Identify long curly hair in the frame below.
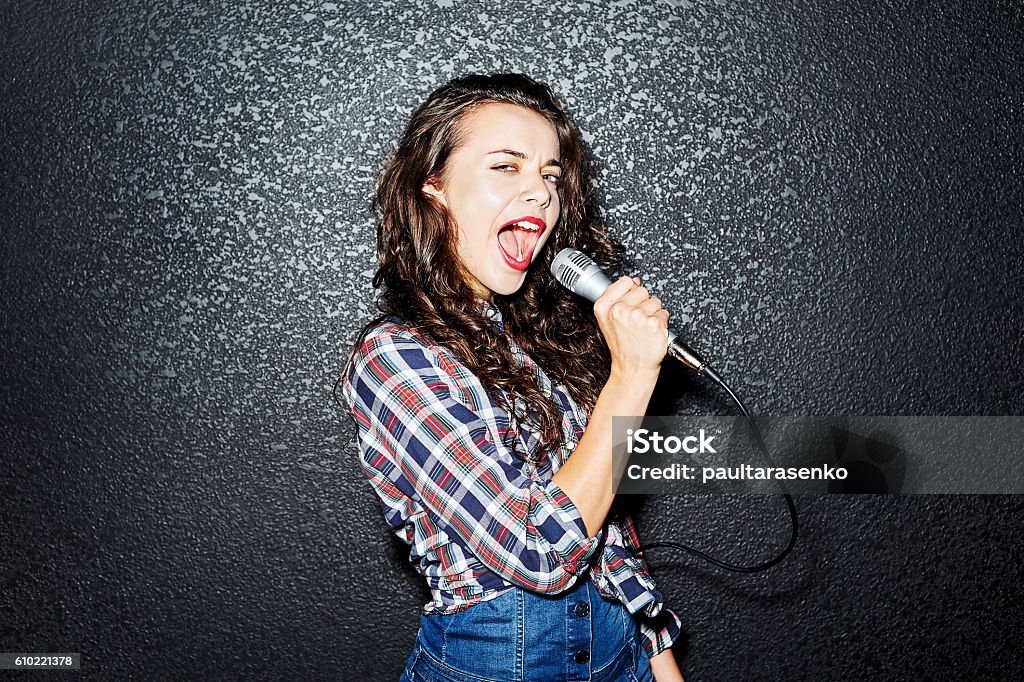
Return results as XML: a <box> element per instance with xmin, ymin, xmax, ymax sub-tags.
<box><xmin>340</xmin><ymin>73</ymin><xmax>623</xmax><ymax>464</ymax></box>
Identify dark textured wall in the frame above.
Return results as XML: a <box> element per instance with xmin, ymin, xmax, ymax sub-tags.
<box><xmin>2</xmin><ymin>0</ymin><xmax>1022</xmax><ymax>680</ymax></box>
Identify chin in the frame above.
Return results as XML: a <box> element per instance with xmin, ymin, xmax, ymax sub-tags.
<box><xmin>487</xmin><ymin>274</ymin><xmax>528</xmax><ymax>297</ymax></box>
<box><xmin>490</xmin><ymin>284</ymin><xmax>525</xmax><ymax>297</ymax></box>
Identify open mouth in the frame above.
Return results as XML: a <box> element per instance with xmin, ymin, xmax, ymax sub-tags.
<box><xmin>496</xmin><ymin>217</ymin><xmax>546</xmax><ymax>271</ymax></box>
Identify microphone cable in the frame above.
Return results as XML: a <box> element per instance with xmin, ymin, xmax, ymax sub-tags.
<box><xmin>628</xmin><ymin>364</ymin><xmax>799</xmax><ymax>573</ymax></box>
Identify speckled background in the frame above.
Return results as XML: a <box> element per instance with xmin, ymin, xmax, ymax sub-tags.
<box><xmin>2</xmin><ymin>0</ymin><xmax>1023</xmax><ymax>679</ymax></box>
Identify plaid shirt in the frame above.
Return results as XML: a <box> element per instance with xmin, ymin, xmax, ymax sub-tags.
<box><xmin>341</xmin><ymin>301</ymin><xmax>681</xmax><ymax>659</ymax></box>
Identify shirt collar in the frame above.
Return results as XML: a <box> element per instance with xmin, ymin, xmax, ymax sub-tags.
<box><xmin>473</xmin><ymin>297</ymin><xmax>504</xmax><ymax>329</ymax></box>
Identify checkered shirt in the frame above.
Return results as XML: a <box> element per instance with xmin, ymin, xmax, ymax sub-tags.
<box><xmin>341</xmin><ymin>301</ymin><xmax>681</xmax><ymax>658</ymax></box>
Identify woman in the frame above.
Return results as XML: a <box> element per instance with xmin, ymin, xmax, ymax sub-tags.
<box><xmin>340</xmin><ymin>73</ymin><xmax>684</xmax><ymax>681</ymax></box>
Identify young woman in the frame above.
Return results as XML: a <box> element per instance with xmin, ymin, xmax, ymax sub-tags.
<box><xmin>340</xmin><ymin>73</ymin><xmax>684</xmax><ymax>682</ymax></box>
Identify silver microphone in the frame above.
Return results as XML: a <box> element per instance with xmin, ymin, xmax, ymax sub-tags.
<box><xmin>550</xmin><ymin>248</ymin><xmax>710</xmax><ymax>375</ymax></box>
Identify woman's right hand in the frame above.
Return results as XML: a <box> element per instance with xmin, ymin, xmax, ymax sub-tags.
<box><xmin>593</xmin><ymin>275</ymin><xmax>670</xmax><ymax>380</ymax></box>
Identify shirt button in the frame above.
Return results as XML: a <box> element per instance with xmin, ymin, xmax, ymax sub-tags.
<box><xmin>574</xmin><ymin>601</ymin><xmax>590</xmax><ymax>617</ymax></box>
<box><xmin>575</xmin><ymin>650</ymin><xmax>590</xmax><ymax>664</ymax></box>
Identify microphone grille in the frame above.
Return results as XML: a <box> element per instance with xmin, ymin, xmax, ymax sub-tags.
<box><xmin>550</xmin><ymin>248</ymin><xmax>595</xmax><ymax>293</ymax></box>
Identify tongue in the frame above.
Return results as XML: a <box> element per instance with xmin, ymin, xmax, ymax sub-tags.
<box><xmin>498</xmin><ymin>227</ymin><xmax>532</xmax><ymax>261</ymax></box>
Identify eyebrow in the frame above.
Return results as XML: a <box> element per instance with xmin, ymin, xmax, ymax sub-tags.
<box><xmin>487</xmin><ymin>149</ymin><xmax>561</xmax><ymax>168</ymax></box>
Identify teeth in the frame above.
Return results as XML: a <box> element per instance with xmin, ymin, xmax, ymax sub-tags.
<box><xmin>513</xmin><ymin>221</ymin><xmax>539</xmax><ymax>231</ymax></box>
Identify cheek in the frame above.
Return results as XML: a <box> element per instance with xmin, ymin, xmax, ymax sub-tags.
<box><xmin>549</xmin><ymin>195</ymin><xmax>562</xmax><ymax>229</ymax></box>
<box><xmin>540</xmin><ymin>224</ymin><xmax>557</xmax><ymax>249</ymax></box>
<box><xmin>456</xmin><ymin>219</ymin><xmax>491</xmax><ymax>254</ymax></box>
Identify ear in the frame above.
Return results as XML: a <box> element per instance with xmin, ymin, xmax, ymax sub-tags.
<box><xmin>421</xmin><ymin>178</ymin><xmax>448</xmax><ymax>207</ymax></box>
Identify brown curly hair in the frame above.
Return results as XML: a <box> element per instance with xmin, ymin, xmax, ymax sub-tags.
<box><xmin>339</xmin><ymin>73</ymin><xmax>623</xmax><ymax>463</ymax></box>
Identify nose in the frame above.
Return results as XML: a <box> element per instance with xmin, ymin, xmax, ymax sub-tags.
<box><xmin>522</xmin><ymin>172</ymin><xmax>553</xmax><ymax>209</ymax></box>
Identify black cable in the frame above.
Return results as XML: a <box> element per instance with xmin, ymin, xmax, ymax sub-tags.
<box><xmin>628</xmin><ymin>365</ymin><xmax>799</xmax><ymax>573</ymax></box>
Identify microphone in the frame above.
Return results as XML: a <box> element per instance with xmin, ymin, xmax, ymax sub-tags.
<box><xmin>550</xmin><ymin>248</ymin><xmax>716</xmax><ymax>379</ymax></box>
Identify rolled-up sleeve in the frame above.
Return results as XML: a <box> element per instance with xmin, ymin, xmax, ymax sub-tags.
<box><xmin>343</xmin><ymin>327</ymin><xmax>603</xmax><ymax>593</ymax></box>
<box><xmin>617</xmin><ymin>515</ymin><xmax>683</xmax><ymax>658</ymax></box>
<box><xmin>638</xmin><ymin>608</ymin><xmax>683</xmax><ymax>659</ymax></box>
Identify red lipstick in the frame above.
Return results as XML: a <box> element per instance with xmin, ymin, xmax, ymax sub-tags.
<box><xmin>496</xmin><ymin>216</ymin><xmax>547</xmax><ymax>271</ymax></box>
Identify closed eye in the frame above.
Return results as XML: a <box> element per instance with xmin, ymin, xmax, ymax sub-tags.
<box><xmin>492</xmin><ymin>164</ymin><xmax>561</xmax><ymax>187</ymax></box>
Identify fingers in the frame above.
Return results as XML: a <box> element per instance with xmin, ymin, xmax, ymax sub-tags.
<box><xmin>593</xmin><ymin>275</ymin><xmax>638</xmax><ymax>315</ymax></box>
<box><xmin>607</xmin><ymin>275</ymin><xmax>638</xmax><ymax>300</ymax></box>
<box><xmin>618</xmin><ymin>283</ymin><xmax>651</xmax><ymax>307</ymax></box>
<box><xmin>594</xmin><ymin>274</ymin><xmax>670</xmax><ymax>374</ymax></box>
<box><xmin>595</xmin><ymin>275</ymin><xmax>666</xmax><ymax>312</ymax></box>
<box><xmin>638</xmin><ymin>295</ymin><xmax>665</xmax><ymax>316</ymax></box>
<box><xmin>609</xmin><ymin>298</ymin><xmax>667</xmax><ymax>330</ymax></box>
<box><xmin>595</xmin><ymin>275</ymin><xmax>669</xmax><ymax>319</ymax></box>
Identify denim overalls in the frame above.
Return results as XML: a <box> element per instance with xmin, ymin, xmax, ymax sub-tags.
<box><xmin>399</xmin><ymin>575</ymin><xmax>654</xmax><ymax>682</ymax></box>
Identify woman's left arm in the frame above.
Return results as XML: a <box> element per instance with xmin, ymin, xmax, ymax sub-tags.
<box><xmin>649</xmin><ymin>649</ymin><xmax>685</xmax><ymax>682</ymax></box>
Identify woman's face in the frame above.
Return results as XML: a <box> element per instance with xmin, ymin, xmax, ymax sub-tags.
<box><xmin>423</xmin><ymin>102</ymin><xmax>561</xmax><ymax>300</ymax></box>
